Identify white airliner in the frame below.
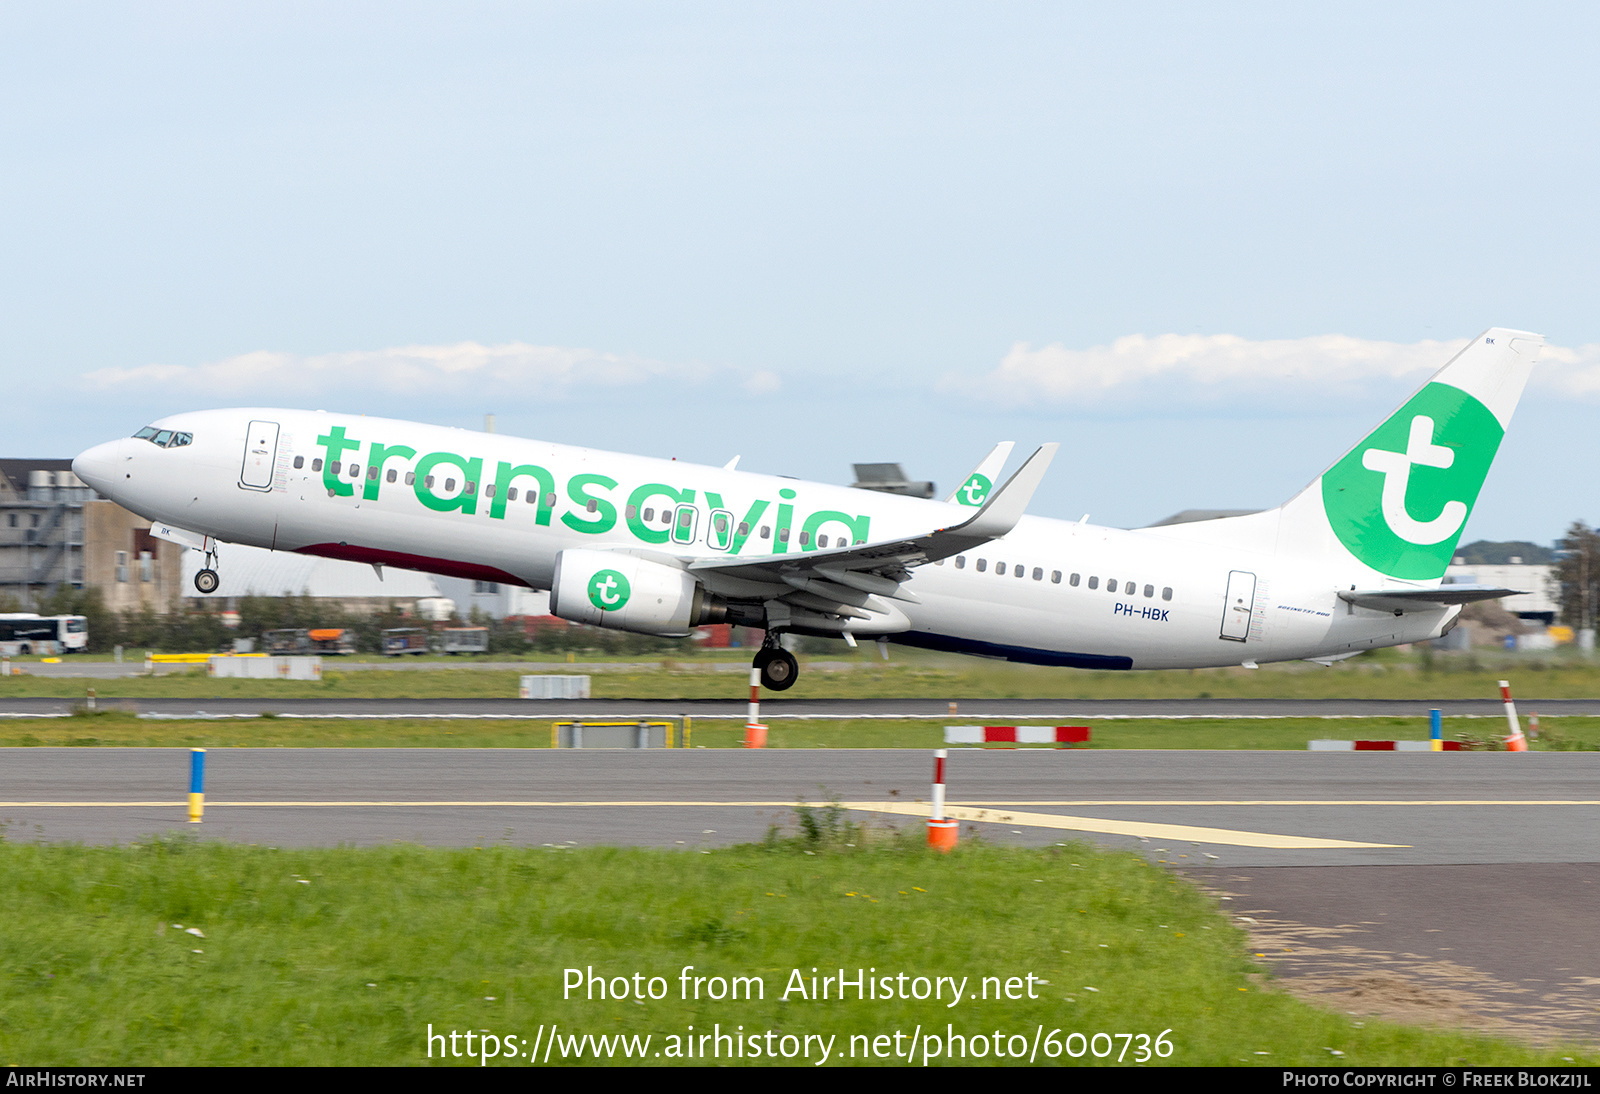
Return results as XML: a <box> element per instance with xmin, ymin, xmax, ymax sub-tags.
<box><xmin>72</xmin><ymin>328</ymin><xmax>1540</xmax><ymax>690</ymax></box>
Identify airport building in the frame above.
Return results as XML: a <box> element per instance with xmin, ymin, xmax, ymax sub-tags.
<box><xmin>0</xmin><ymin>459</ymin><xmax>182</xmax><ymax>612</ymax></box>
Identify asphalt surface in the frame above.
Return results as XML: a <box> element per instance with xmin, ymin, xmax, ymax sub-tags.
<box><xmin>3</xmin><ymin>748</ymin><xmax>1595</xmax><ymax>864</ymax></box>
<box><xmin>6</xmin><ymin>696</ymin><xmax>1600</xmax><ymax>718</ymax></box>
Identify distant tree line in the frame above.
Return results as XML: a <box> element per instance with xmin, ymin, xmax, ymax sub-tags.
<box><xmin>0</xmin><ymin>586</ymin><xmax>696</xmax><ymax>656</ymax></box>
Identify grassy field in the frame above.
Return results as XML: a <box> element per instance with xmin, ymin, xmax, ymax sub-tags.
<box><xmin>8</xmin><ymin>711</ymin><xmax>1600</xmax><ymax>749</ymax></box>
<box><xmin>2</xmin><ymin>830</ymin><xmax>1592</xmax><ymax>1067</ymax></box>
<box><xmin>9</xmin><ymin>647</ymin><xmax>1600</xmax><ymax>702</ymax></box>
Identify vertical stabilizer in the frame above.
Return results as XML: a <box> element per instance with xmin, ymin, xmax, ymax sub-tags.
<box><xmin>1276</xmin><ymin>328</ymin><xmax>1543</xmax><ymax>581</ymax></box>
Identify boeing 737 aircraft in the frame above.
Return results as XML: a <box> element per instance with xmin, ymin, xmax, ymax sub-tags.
<box><xmin>72</xmin><ymin>328</ymin><xmax>1540</xmax><ymax>691</ymax></box>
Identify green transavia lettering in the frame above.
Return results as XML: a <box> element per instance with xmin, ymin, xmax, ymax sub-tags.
<box><xmin>313</xmin><ymin>433</ymin><xmax>870</xmax><ymax>554</ymax></box>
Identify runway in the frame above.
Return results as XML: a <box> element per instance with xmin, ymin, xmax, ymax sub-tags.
<box><xmin>6</xmin><ymin>745</ymin><xmax>1599</xmax><ymax>1042</ymax></box>
<box><xmin>4</xmin><ymin>747</ymin><xmax>1597</xmax><ymax>866</ymax></box>
<box><xmin>6</xmin><ymin>696</ymin><xmax>1600</xmax><ymax>718</ymax></box>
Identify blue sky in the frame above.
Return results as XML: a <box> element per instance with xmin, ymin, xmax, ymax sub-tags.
<box><xmin>3</xmin><ymin>3</ymin><xmax>1597</xmax><ymax>541</ymax></box>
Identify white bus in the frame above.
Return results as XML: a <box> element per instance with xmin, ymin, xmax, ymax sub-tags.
<box><xmin>0</xmin><ymin>614</ymin><xmax>89</xmax><ymax>656</ymax></box>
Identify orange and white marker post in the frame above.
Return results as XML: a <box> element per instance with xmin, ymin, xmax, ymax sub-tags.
<box><xmin>1499</xmin><ymin>680</ymin><xmax>1528</xmax><ymax>751</ymax></box>
<box><xmin>743</xmin><ymin>666</ymin><xmax>767</xmax><ymax>749</ymax></box>
<box><xmin>927</xmin><ymin>749</ymin><xmax>958</xmax><ymax>851</ymax></box>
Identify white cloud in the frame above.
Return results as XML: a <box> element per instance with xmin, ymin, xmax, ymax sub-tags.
<box><xmin>79</xmin><ymin>341</ymin><xmax>764</xmax><ymax>401</ymax></box>
<box><xmin>942</xmin><ymin>332</ymin><xmax>1600</xmax><ymax>410</ymax></box>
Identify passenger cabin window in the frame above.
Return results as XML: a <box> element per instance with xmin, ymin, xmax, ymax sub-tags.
<box><xmin>760</xmin><ymin>526</ymin><xmax>770</xmax><ymax>539</ymax></box>
<box><xmin>293</xmin><ymin>456</ymin><xmax>304</xmax><ymax>469</ymax></box>
<box><xmin>387</xmin><ymin>469</ymin><xmax>397</xmax><ymax>483</ymax></box>
<box><xmin>817</xmin><ymin>534</ymin><xmax>828</xmax><ymax>548</ymax></box>
<box><xmin>642</xmin><ymin>507</ymin><xmax>654</xmax><ymax>522</ymax></box>
<box><xmin>626</xmin><ymin>505</ymin><xmax>639</xmax><ymax>521</ymax></box>
<box><xmin>1033</xmin><ymin>567</ymin><xmax>1043</xmax><ymax>580</ymax></box>
<box><xmin>955</xmin><ymin>556</ymin><xmax>965</xmax><ymax>569</ymax></box>
<box><xmin>1069</xmin><ymin>573</ymin><xmax>1079</xmax><ymax>586</ymax></box>
<box><xmin>1107</xmin><ymin>579</ymin><xmax>1117</xmax><ymax>593</ymax></box>
<box><xmin>737</xmin><ymin>521</ymin><xmax>750</xmax><ymax>537</ymax></box>
<box><xmin>996</xmin><ymin>562</ymin><xmax>1006</xmax><ymax>575</ymax></box>
<box><xmin>1087</xmin><ymin>576</ymin><xmax>1098</xmax><ymax>590</ymax></box>
<box><xmin>313</xmin><ymin>459</ymin><xmax>323</xmax><ymax>472</ymax></box>
<box><xmin>404</xmin><ymin>472</ymin><xmax>414</xmax><ymax>485</ymax></box>
<box><xmin>1052</xmin><ymin>570</ymin><xmax>1062</xmax><ymax>584</ymax></box>
<box><xmin>349</xmin><ymin>464</ymin><xmax>360</xmax><ymax>478</ymax></box>
<box><xmin>976</xmin><ymin>559</ymin><xmax>987</xmax><ymax>572</ymax></box>
<box><xmin>1162</xmin><ymin>587</ymin><xmax>1173</xmax><ymax>601</ymax></box>
<box><xmin>1144</xmin><ymin>584</ymin><xmax>1154</xmax><ymax>597</ymax></box>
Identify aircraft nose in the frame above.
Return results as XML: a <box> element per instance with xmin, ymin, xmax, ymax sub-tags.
<box><xmin>72</xmin><ymin>439</ymin><xmax>125</xmax><ymax>495</ymax></box>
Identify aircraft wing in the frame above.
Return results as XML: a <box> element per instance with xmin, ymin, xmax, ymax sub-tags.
<box><xmin>686</xmin><ymin>443</ymin><xmax>1058</xmax><ymax>626</ymax></box>
<box><xmin>1337</xmin><ymin>584</ymin><xmax>1523</xmax><ymax>613</ymax></box>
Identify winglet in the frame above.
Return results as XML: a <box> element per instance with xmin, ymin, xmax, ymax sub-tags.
<box><xmin>944</xmin><ymin>443</ymin><xmax>1058</xmax><ymax>539</ymax></box>
<box><xmin>944</xmin><ymin>441</ymin><xmax>1015</xmax><ymax>505</ymax></box>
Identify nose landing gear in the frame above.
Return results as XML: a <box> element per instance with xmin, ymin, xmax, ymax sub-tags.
<box><xmin>193</xmin><ymin>542</ymin><xmax>221</xmax><ymax>594</ymax></box>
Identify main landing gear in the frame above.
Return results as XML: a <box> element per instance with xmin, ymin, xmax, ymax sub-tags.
<box><xmin>194</xmin><ymin>543</ymin><xmax>220</xmax><ymax>594</ymax></box>
<box><xmin>752</xmin><ymin>636</ymin><xmax>798</xmax><ymax>691</ymax></box>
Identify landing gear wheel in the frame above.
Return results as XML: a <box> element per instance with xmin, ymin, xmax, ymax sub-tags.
<box><xmin>757</xmin><ymin>649</ymin><xmax>799</xmax><ymax>691</ymax></box>
<box><xmin>194</xmin><ymin>569</ymin><xmax>219</xmax><ymax>594</ymax></box>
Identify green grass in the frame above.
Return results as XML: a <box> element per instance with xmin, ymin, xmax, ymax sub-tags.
<box><xmin>1</xmin><ymin>832</ymin><xmax>1591</xmax><ymax>1067</ymax></box>
<box><xmin>8</xmin><ymin>712</ymin><xmax>1599</xmax><ymax>750</ymax></box>
<box><xmin>11</xmin><ymin>647</ymin><xmax>1600</xmax><ymax>701</ymax></box>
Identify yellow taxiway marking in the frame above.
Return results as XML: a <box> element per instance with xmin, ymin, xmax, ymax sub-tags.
<box><xmin>2</xmin><ymin>798</ymin><xmax>1590</xmax><ymax>809</ymax></box>
<box><xmin>848</xmin><ymin>802</ymin><xmax>1404</xmax><ymax>849</ymax></box>
<box><xmin>0</xmin><ymin>800</ymin><xmax>1401</xmax><ymax>848</ymax></box>
<box><xmin>954</xmin><ymin>800</ymin><xmax>1600</xmax><ymax>807</ymax></box>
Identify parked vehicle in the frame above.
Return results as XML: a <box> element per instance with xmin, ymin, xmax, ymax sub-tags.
<box><xmin>382</xmin><ymin>627</ymin><xmax>431</xmax><ymax>656</ymax></box>
<box><xmin>309</xmin><ymin>628</ymin><xmax>357</xmax><ymax>655</ymax></box>
<box><xmin>441</xmin><ymin>627</ymin><xmax>490</xmax><ymax>655</ymax></box>
<box><xmin>261</xmin><ymin>628</ymin><xmax>312</xmax><ymax>655</ymax></box>
<box><xmin>0</xmin><ymin>614</ymin><xmax>87</xmax><ymax>656</ymax></box>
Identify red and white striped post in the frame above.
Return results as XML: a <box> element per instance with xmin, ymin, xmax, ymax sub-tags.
<box><xmin>927</xmin><ymin>749</ymin><xmax>958</xmax><ymax>851</ymax></box>
<box><xmin>743</xmin><ymin>665</ymin><xmax>767</xmax><ymax>748</ymax></box>
<box><xmin>1499</xmin><ymin>679</ymin><xmax>1528</xmax><ymax>751</ymax></box>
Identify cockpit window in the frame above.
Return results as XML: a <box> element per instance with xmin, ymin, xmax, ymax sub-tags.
<box><xmin>132</xmin><ymin>427</ymin><xmax>193</xmax><ymax>448</ymax></box>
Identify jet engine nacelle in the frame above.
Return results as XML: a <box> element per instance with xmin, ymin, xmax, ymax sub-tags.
<box><xmin>549</xmin><ymin>549</ymin><xmax>726</xmax><ymax>636</ymax></box>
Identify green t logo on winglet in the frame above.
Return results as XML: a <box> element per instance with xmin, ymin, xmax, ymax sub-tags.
<box><xmin>957</xmin><ymin>473</ymin><xmax>992</xmax><ymax>507</ymax></box>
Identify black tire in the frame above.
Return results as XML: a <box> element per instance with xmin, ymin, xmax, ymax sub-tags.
<box><xmin>759</xmin><ymin>649</ymin><xmax>799</xmax><ymax>691</ymax></box>
<box><xmin>194</xmin><ymin>569</ymin><xmax>220</xmax><ymax>594</ymax></box>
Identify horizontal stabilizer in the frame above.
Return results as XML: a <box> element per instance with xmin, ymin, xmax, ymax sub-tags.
<box><xmin>1338</xmin><ymin>584</ymin><xmax>1522</xmax><ymax>612</ymax></box>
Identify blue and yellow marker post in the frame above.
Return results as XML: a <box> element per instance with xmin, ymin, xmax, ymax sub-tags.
<box><xmin>188</xmin><ymin>748</ymin><xmax>205</xmax><ymax>822</ymax></box>
<box><xmin>1430</xmin><ymin>709</ymin><xmax>1443</xmax><ymax>752</ymax></box>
